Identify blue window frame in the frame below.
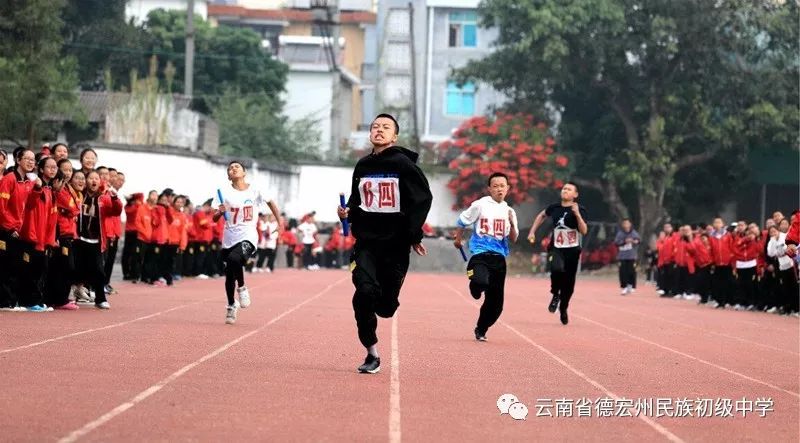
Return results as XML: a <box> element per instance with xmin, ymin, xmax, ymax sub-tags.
<box><xmin>446</xmin><ymin>81</ymin><xmax>476</xmax><ymax>116</ymax></box>
<box><xmin>448</xmin><ymin>11</ymin><xmax>478</xmax><ymax>48</ymax></box>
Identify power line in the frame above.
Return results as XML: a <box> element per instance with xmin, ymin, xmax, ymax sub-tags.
<box><xmin>64</xmin><ymin>42</ymin><xmax>275</xmax><ymax>63</ymax></box>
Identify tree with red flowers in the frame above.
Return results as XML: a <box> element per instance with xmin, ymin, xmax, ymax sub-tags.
<box><xmin>444</xmin><ymin>112</ymin><xmax>570</xmax><ymax>210</ymax></box>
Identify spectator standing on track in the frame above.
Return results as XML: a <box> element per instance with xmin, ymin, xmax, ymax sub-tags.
<box><xmin>614</xmin><ymin>218</ymin><xmax>640</xmax><ymax>295</ymax></box>
<box><xmin>213</xmin><ymin>161</ymin><xmax>282</xmax><ymax>325</ymax></box>
<box><xmin>452</xmin><ymin>172</ymin><xmax>518</xmax><ymax>342</ymax></box>
<box><xmin>527</xmin><ymin>182</ymin><xmax>588</xmax><ymax>325</ymax></box>
<box><xmin>337</xmin><ymin>113</ymin><xmax>433</xmax><ymax>374</ymax></box>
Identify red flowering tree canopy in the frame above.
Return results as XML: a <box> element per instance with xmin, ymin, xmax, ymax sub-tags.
<box><xmin>444</xmin><ymin>112</ymin><xmax>570</xmax><ymax>209</ymax></box>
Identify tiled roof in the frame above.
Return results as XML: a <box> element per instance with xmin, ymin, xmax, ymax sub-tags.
<box><xmin>208</xmin><ymin>4</ymin><xmax>376</xmax><ymax>24</ymax></box>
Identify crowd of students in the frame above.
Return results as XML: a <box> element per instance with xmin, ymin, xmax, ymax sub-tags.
<box><xmin>646</xmin><ymin>212</ymin><xmax>800</xmax><ymax>316</ymax></box>
<box><xmin>0</xmin><ymin>144</ymin><xmax>357</xmax><ymax>313</ymax></box>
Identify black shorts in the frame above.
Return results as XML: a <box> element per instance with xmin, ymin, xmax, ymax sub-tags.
<box><xmin>220</xmin><ymin>241</ymin><xmax>256</xmax><ymax>268</ymax></box>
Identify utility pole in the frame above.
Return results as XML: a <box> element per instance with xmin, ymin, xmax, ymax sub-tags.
<box><xmin>184</xmin><ymin>0</ymin><xmax>195</xmax><ymax>97</ymax></box>
<box><xmin>407</xmin><ymin>2</ymin><xmax>420</xmax><ymax>150</ymax></box>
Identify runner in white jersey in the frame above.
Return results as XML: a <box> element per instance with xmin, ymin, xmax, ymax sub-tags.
<box><xmin>213</xmin><ymin>161</ymin><xmax>282</xmax><ymax>324</ymax></box>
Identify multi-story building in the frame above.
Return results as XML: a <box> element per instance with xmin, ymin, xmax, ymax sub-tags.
<box><xmin>375</xmin><ymin>0</ymin><xmax>505</xmax><ymax>149</ymax></box>
<box><xmin>208</xmin><ymin>1</ymin><xmax>376</xmax><ymax>158</ymax></box>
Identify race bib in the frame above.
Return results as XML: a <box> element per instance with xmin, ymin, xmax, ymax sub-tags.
<box><xmin>359</xmin><ymin>177</ymin><xmax>400</xmax><ymax>213</ymax></box>
<box><xmin>553</xmin><ymin>228</ymin><xmax>579</xmax><ymax>248</ymax></box>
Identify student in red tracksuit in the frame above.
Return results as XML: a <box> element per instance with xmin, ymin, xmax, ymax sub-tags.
<box><xmin>708</xmin><ymin>217</ymin><xmax>736</xmax><ymax>309</ymax></box>
<box><xmin>48</xmin><ymin>163</ymin><xmax>81</xmax><ymax>310</ymax></box>
<box><xmin>209</xmin><ymin>215</ymin><xmax>224</xmax><ymax>276</ymax></box>
<box><xmin>74</xmin><ymin>170</ymin><xmax>122</xmax><ymax>309</ymax></box>
<box><xmin>673</xmin><ymin>225</ymin><xmax>695</xmax><ymax>298</ymax></box>
<box><xmin>177</xmin><ymin>197</ymin><xmax>190</xmax><ymax>278</ymax></box>
<box><xmin>656</xmin><ymin>223</ymin><xmax>678</xmax><ymax>296</ymax></box>
<box><xmin>103</xmin><ymin>181</ymin><xmax>124</xmax><ymax>294</ymax></box>
<box><xmin>731</xmin><ymin>221</ymin><xmax>761</xmax><ymax>310</ymax></box>
<box><xmin>165</xmin><ymin>195</ymin><xmax>186</xmax><ymax>284</ymax></box>
<box><xmin>150</xmin><ymin>192</ymin><xmax>172</xmax><ymax>286</ymax></box>
<box><xmin>182</xmin><ymin>201</ymin><xmax>197</xmax><ymax>276</ymax></box>
<box><xmin>19</xmin><ymin>157</ymin><xmax>62</xmax><ymax>311</ymax></box>
<box><xmin>690</xmin><ymin>232</ymin><xmax>714</xmax><ymax>304</ymax></box>
<box><xmin>135</xmin><ymin>191</ymin><xmax>157</xmax><ymax>283</ymax></box>
<box><xmin>192</xmin><ymin>199</ymin><xmax>213</xmax><ymax>278</ymax></box>
<box><xmin>0</xmin><ymin>148</ymin><xmax>36</xmax><ymax>310</ymax></box>
<box><xmin>786</xmin><ymin>210</ymin><xmax>799</xmax><ymax>255</ymax></box>
<box><xmin>281</xmin><ymin>225</ymin><xmax>298</xmax><ymax>268</ymax></box>
<box><xmin>122</xmin><ymin>193</ymin><xmax>143</xmax><ymax>280</ymax></box>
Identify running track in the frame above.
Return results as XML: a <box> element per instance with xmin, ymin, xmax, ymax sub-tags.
<box><xmin>1</xmin><ymin>269</ymin><xmax>798</xmax><ymax>442</ymax></box>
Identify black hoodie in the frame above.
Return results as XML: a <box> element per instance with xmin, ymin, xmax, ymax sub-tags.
<box><xmin>346</xmin><ymin>146</ymin><xmax>433</xmax><ymax>246</ymax></box>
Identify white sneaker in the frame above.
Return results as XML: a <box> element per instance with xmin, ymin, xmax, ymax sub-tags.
<box><xmin>620</xmin><ymin>287</ymin><xmax>629</xmax><ymax>295</ymax></box>
<box><xmin>656</xmin><ymin>289</ymin><xmax>665</xmax><ymax>295</ymax></box>
<box><xmin>225</xmin><ymin>302</ymin><xmax>239</xmax><ymax>324</ymax></box>
<box><xmin>197</xmin><ymin>274</ymin><xmax>209</xmax><ymax>280</ymax></box>
<box><xmin>673</xmin><ymin>294</ymin><xmax>683</xmax><ymax>299</ymax></box>
<box><xmin>708</xmin><ymin>301</ymin><xmax>719</xmax><ymax>308</ymax></box>
<box><xmin>96</xmin><ymin>302</ymin><xmax>111</xmax><ymax>310</ymax></box>
<box><xmin>238</xmin><ymin>286</ymin><xmax>251</xmax><ymax>308</ymax></box>
<box><xmin>767</xmin><ymin>307</ymin><xmax>779</xmax><ymax>314</ymax></box>
<box><xmin>629</xmin><ymin>287</ymin><xmax>636</xmax><ymax>293</ymax></box>
<box><xmin>265</xmin><ymin>268</ymin><xmax>272</xmax><ymax>273</ymax></box>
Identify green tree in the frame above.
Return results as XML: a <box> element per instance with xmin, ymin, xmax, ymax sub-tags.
<box><xmin>211</xmin><ymin>90</ymin><xmax>321</xmax><ymax>162</ymax></box>
<box><xmin>457</xmin><ymin>0</ymin><xmax>798</xmax><ymax>237</ymax></box>
<box><xmin>62</xmin><ymin>0</ymin><xmax>152</xmax><ymax>91</ymax></box>
<box><xmin>0</xmin><ymin>0</ymin><xmax>82</xmax><ymax>147</ymax></box>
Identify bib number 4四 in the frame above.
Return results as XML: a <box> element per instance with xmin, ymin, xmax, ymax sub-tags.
<box><xmin>553</xmin><ymin>228</ymin><xmax>579</xmax><ymax>248</ymax></box>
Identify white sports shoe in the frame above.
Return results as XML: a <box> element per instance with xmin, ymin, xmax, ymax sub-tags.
<box><xmin>238</xmin><ymin>286</ymin><xmax>251</xmax><ymax>308</ymax></box>
<box><xmin>225</xmin><ymin>302</ymin><xmax>239</xmax><ymax>324</ymax></box>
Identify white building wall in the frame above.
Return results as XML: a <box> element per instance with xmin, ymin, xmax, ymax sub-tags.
<box><xmin>78</xmin><ymin>148</ymin><xmax>461</xmax><ymax>227</ymax></box>
<box><xmin>283</xmin><ymin>69</ymin><xmax>334</xmax><ymax>156</ymax></box>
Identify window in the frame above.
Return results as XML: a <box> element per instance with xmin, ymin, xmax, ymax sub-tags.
<box><xmin>448</xmin><ymin>10</ymin><xmax>477</xmax><ymax>48</ymax></box>
<box><xmin>385</xmin><ymin>42</ymin><xmax>410</xmax><ymax>70</ymax></box>
<box><xmin>445</xmin><ymin>81</ymin><xmax>475</xmax><ymax>116</ymax></box>
<box><xmin>387</xmin><ymin>9</ymin><xmax>410</xmax><ymax>38</ymax></box>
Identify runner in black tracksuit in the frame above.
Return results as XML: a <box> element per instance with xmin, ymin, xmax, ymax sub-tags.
<box><xmin>338</xmin><ymin>113</ymin><xmax>433</xmax><ymax>374</ymax></box>
<box><xmin>527</xmin><ymin>182</ymin><xmax>588</xmax><ymax>325</ymax></box>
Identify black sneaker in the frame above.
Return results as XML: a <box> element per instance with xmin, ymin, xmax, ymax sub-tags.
<box><xmin>357</xmin><ymin>354</ymin><xmax>381</xmax><ymax>374</ymax></box>
<box><xmin>474</xmin><ymin>327</ymin><xmax>487</xmax><ymax>342</ymax></box>
<box><xmin>548</xmin><ymin>295</ymin><xmax>560</xmax><ymax>313</ymax></box>
<box><xmin>469</xmin><ymin>281</ymin><xmax>482</xmax><ymax>300</ymax></box>
<box><xmin>560</xmin><ymin>309</ymin><xmax>569</xmax><ymax>325</ymax></box>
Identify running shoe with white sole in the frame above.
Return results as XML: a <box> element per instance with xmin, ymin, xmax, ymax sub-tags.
<box><xmin>237</xmin><ymin>286</ymin><xmax>251</xmax><ymax>308</ymax></box>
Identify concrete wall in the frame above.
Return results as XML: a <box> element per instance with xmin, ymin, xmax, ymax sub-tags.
<box><xmin>76</xmin><ymin>144</ymin><xmax>465</xmax><ymax>228</ymax></box>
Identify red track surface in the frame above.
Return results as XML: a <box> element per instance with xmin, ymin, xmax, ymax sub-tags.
<box><xmin>1</xmin><ymin>270</ymin><xmax>798</xmax><ymax>442</ymax></box>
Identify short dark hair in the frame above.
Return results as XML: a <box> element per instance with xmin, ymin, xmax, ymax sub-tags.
<box><xmin>564</xmin><ymin>181</ymin><xmax>579</xmax><ymax>192</ymax></box>
<box><xmin>107</xmin><ymin>167</ymin><xmax>117</xmax><ymax>173</ymax></box>
<box><xmin>373</xmin><ymin>113</ymin><xmax>399</xmax><ymax>134</ymax></box>
<box><xmin>96</xmin><ymin>166</ymin><xmax>108</xmax><ymax>172</ymax></box>
<box><xmin>228</xmin><ymin>160</ymin><xmax>246</xmax><ymax>171</ymax></box>
<box><xmin>52</xmin><ymin>142</ymin><xmax>68</xmax><ymax>152</ymax></box>
<box><xmin>621</xmin><ymin>218</ymin><xmax>631</xmax><ymax>223</ymax></box>
<box><xmin>487</xmin><ymin>172</ymin><xmax>509</xmax><ymax>186</ymax></box>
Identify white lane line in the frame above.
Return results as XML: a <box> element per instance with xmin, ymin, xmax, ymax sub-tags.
<box><xmin>389</xmin><ymin>314</ymin><xmax>401</xmax><ymax>443</ymax></box>
<box><xmin>589</xmin><ymin>300</ymin><xmax>800</xmax><ymax>356</ymax></box>
<box><xmin>445</xmin><ymin>283</ymin><xmax>685</xmax><ymax>443</ymax></box>
<box><xmin>573</xmin><ymin>313</ymin><xmax>800</xmax><ymax>399</ymax></box>
<box><xmin>58</xmin><ymin>277</ymin><xmax>347</xmax><ymax>443</ymax></box>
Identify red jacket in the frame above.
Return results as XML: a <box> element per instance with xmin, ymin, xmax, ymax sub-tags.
<box><xmin>786</xmin><ymin>212</ymin><xmax>799</xmax><ymax>257</ymax></box>
<box><xmin>213</xmin><ymin>217</ymin><xmax>224</xmax><ymax>243</ymax></box>
<box><xmin>657</xmin><ymin>233</ymin><xmax>678</xmax><ymax>266</ymax></box>
<box><xmin>674</xmin><ymin>236</ymin><xmax>695</xmax><ymax>273</ymax></box>
<box><xmin>56</xmin><ymin>186</ymin><xmax>81</xmax><ymax>239</ymax></box>
<box><xmin>136</xmin><ymin>204</ymin><xmax>153</xmax><ymax>243</ymax></box>
<box><xmin>731</xmin><ymin>235</ymin><xmax>761</xmax><ymax>266</ymax></box>
<box><xmin>690</xmin><ymin>236</ymin><xmax>713</xmax><ymax>269</ymax></box>
<box><xmin>709</xmin><ymin>231</ymin><xmax>734</xmax><ymax>267</ymax></box>
<box><xmin>20</xmin><ymin>186</ymin><xmax>56</xmax><ymax>252</ymax></box>
<box><xmin>167</xmin><ymin>207</ymin><xmax>185</xmax><ymax>246</ymax></box>
<box><xmin>103</xmin><ymin>194</ymin><xmax>122</xmax><ymax>240</ymax></box>
<box><xmin>151</xmin><ymin>205</ymin><xmax>170</xmax><ymax>245</ymax></box>
<box><xmin>0</xmin><ymin>170</ymin><xmax>35</xmax><ymax>233</ymax></box>
<box><xmin>193</xmin><ymin>210</ymin><xmax>213</xmax><ymax>244</ymax></box>
<box><xmin>324</xmin><ymin>228</ymin><xmax>343</xmax><ymax>252</ymax></box>
<box><xmin>124</xmin><ymin>202</ymin><xmax>140</xmax><ymax>233</ymax></box>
